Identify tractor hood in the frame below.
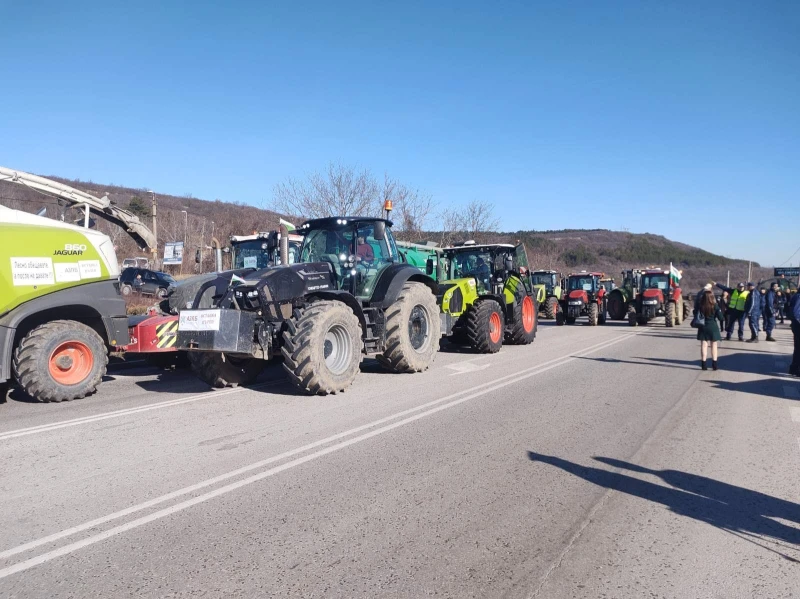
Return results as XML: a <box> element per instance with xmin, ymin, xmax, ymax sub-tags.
<box><xmin>642</xmin><ymin>288</ymin><xmax>664</xmax><ymax>302</ymax></box>
<box><xmin>568</xmin><ymin>290</ymin><xmax>587</xmax><ymax>302</ymax></box>
<box><xmin>242</xmin><ymin>262</ymin><xmax>335</xmax><ymax>300</ymax></box>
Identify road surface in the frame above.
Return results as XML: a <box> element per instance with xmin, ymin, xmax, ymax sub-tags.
<box><xmin>1</xmin><ymin>319</ymin><xmax>798</xmax><ymax>598</ymax></box>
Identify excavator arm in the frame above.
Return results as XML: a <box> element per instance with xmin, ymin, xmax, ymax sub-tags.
<box><xmin>0</xmin><ymin>166</ymin><xmax>156</xmax><ymax>251</ymax></box>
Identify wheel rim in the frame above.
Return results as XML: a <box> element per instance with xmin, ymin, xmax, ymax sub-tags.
<box><xmin>521</xmin><ymin>296</ymin><xmax>535</xmax><ymax>332</ymax></box>
<box><xmin>408</xmin><ymin>304</ymin><xmax>431</xmax><ymax>353</ymax></box>
<box><xmin>489</xmin><ymin>311</ymin><xmax>502</xmax><ymax>343</ymax></box>
<box><xmin>122</xmin><ymin>286</ymin><xmax>131</xmax><ymax>295</ymax></box>
<box><xmin>48</xmin><ymin>341</ymin><xmax>93</xmax><ymax>385</ymax></box>
<box><xmin>323</xmin><ymin>323</ymin><xmax>352</xmax><ymax>375</ymax></box>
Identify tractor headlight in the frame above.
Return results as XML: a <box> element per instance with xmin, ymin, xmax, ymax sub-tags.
<box><xmin>569</xmin><ymin>300</ymin><xmax>582</xmax><ymax>305</ymax></box>
<box><xmin>643</xmin><ymin>299</ymin><xmax>658</xmax><ymax>305</ymax></box>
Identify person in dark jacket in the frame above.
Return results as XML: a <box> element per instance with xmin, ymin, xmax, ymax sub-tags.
<box><xmin>717</xmin><ymin>282</ymin><xmax>747</xmax><ymax>341</ymax></box>
<box><xmin>764</xmin><ymin>283</ymin><xmax>778</xmax><ymax>342</ymax></box>
<box><xmin>788</xmin><ymin>291</ymin><xmax>800</xmax><ymax>377</ymax></box>
<box><xmin>744</xmin><ymin>282</ymin><xmax>762</xmax><ymax>343</ymax></box>
<box><xmin>777</xmin><ymin>291</ymin><xmax>787</xmax><ymax>324</ymax></box>
<box><xmin>697</xmin><ymin>290</ymin><xmax>723</xmax><ymax>370</ymax></box>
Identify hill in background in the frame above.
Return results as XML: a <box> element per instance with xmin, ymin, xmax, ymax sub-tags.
<box><xmin>0</xmin><ymin>174</ymin><xmax>773</xmax><ymax>290</ymax></box>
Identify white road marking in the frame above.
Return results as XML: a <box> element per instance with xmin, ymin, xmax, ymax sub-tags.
<box><xmin>0</xmin><ymin>332</ymin><xmax>639</xmax><ymax>578</ymax></box>
<box><xmin>446</xmin><ymin>362</ymin><xmax>491</xmax><ymax>375</ymax></box>
<box><xmin>790</xmin><ymin>408</ymin><xmax>800</xmax><ymax>423</ymax></box>
<box><xmin>0</xmin><ymin>382</ymin><xmax>283</xmax><ymax>442</ymax></box>
<box><xmin>783</xmin><ymin>385</ymin><xmax>800</xmax><ymax>400</ymax></box>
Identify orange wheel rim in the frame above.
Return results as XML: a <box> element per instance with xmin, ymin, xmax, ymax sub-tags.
<box><xmin>48</xmin><ymin>341</ymin><xmax>93</xmax><ymax>385</ymax></box>
<box><xmin>521</xmin><ymin>296</ymin><xmax>535</xmax><ymax>332</ymax></box>
<box><xmin>489</xmin><ymin>312</ymin><xmax>502</xmax><ymax>343</ymax></box>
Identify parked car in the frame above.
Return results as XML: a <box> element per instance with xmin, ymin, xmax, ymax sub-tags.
<box><xmin>121</xmin><ymin>257</ymin><xmax>151</xmax><ymax>269</ymax></box>
<box><xmin>119</xmin><ymin>268</ymin><xmax>176</xmax><ymax>298</ymax></box>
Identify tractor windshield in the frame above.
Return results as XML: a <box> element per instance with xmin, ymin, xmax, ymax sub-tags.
<box><xmin>449</xmin><ymin>250</ymin><xmax>494</xmax><ymax>292</ymax></box>
<box><xmin>531</xmin><ymin>273</ymin><xmax>557</xmax><ymax>289</ymax></box>
<box><xmin>232</xmin><ymin>240</ymin><xmax>270</xmax><ymax>270</ymax></box>
<box><xmin>642</xmin><ymin>273</ymin><xmax>669</xmax><ymax>290</ymax></box>
<box><xmin>568</xmin><ymin>276</ymin><xmax>597</xmax><ymax>292</ymax></box>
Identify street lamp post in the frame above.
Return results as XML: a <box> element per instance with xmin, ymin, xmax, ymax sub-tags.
<box><xmin>146</xmin><ymin>190</ymin><xmax>157</xmax><ymax>269</ymax></box>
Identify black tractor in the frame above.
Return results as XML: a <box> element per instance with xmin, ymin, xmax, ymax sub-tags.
<box><xmin>176</xmin><ymin>217</ymin><xmax>440</xmax><ymax>395</ymax></box>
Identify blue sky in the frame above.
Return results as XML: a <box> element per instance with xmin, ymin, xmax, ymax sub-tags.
<box><xmin>1</xmin><ymin>0</ymin><xmax>797</xmax><ymax>266</ymax></box>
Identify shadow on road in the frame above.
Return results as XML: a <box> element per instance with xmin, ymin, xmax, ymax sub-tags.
<box><xmin>706</xmin><ymin>378</ymin><xmax>799</xmax><ymax>400</ymax></box>
<box><xmin>527</xmin><ymin>452</ymin><xmax>800</xmax><ymax>562</ymax></box>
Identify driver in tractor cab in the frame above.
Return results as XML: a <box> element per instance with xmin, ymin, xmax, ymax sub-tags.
<box><xmin>356</xmin><ymin>234</ymin><xmax>374</xmax><ymax>263</ymax></box>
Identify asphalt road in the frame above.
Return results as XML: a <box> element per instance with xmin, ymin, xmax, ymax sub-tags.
<box><xmin>1</xmin><ymin>318</ymin><xmax>798</xmax><ymax>598</ymax></box>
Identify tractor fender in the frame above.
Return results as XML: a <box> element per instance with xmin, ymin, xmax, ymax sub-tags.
<box><xmin>369</xmin><ymin>264</ymin><xmax>438</xmax><ymax>309</ymax></box>
<box><xmin>307</xmin><ymin>290</ymin><xmax>368</xmax><ymax>335</ymax></box>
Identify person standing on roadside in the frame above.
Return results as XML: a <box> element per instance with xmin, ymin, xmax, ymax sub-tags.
<box><xmin>719</xmin><ymin>290</ymin><xmax>730</xmax><ymax>332</ymax></box>
<box><xmin>764</xmin><ymin>283</ymin><xmax>778</xmax><ymax>342</ymax></box>
<box><xmin>759</xmin><ymin>287</ymin><xmax>768</xmax><ymax>332</ymax></box>
<box><xmin>777</xmin><ymin>290</ymin><xmax>786</xmax><ymax>324</ymax></box>
<box><xmin>716</xmin><ymin>282</ymin><xmax>748</xmax><ymax>341</ymax></box>
<box><xmin>744</xmin><ymin>282</ymin><xmax>762</xmax><ymax>343</ymax></box>
<box><xmin>788</xmin><ymin>291</ymin><xmax>800</xmax><ymax>377</ymax></box>
<box><xmin>696</xmin><ymin>290</ymin><xmax>723</xmax><ymax>371</ymax></box>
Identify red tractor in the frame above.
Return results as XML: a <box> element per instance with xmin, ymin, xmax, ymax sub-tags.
<box><xmin>560</xmin><ymin>271</ymin><xmax>607</xmax><ymax>326</ymax></box>
<box><xmin>630</xmin><ymin>268</ymin><xmax>684</xmax><ymax>327</ymax></box>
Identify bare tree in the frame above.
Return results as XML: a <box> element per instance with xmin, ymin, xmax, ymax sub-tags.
<box><xmin>382</xmin><ymin>174</ymin><xmax>435</xmax><ymax>241</ymax></box>
<box><xmin>437</xmin><ymin>200</ymin><xmax>499</xmax><ymax>246</ymax></box>
<box><xmin>272</xmin><ymin>162</ymin><xmax>381</xmax><ymax>218</ymax></box>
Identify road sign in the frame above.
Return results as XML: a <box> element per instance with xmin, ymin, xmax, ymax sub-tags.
<box><xmin>163</xmin><ymin>241</ymin><xmax>184</xmax><ymax>265</ymax></box>
<box><xmin>774</xmin><ymin>267</ymin><xmax>800</xmax><ymax>277</ymax></box>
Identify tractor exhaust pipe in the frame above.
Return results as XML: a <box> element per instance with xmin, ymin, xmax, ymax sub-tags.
<box><xmin>279</xmin><ymin>224</ymin><xmax>289</xmax><ymax>265</ymax></box>
<box><xmin>211</xmin><ymin>236</ymin><xmax>223</xmax><ymax>272</ymax></box>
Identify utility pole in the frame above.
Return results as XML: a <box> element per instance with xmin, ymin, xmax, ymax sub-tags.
<box><xmin>748</xmin><ymin>261</ymin><xmax>752</xmax><ymax>282</ymax></box>
<box><xmin>147</xmin><ymin>191</ymin><xmax>158</xmax><ymax>269</ymax></box>
<box><xmin>200</xmin><ymin>218</ymin><xmax>206</xmax><ymax>273</ymax></box>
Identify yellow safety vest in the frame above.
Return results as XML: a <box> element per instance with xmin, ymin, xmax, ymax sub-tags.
<box><xmin>731</xmin><ymin>289</ymin><xmax>749</xmax><ymax>311</ymax></box>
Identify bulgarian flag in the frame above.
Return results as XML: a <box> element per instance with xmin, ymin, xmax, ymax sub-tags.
<box><xmin>279</xmin><ymin>218</ymin><xmax>296</xmax><ymax>232</ymax></box>
<box><xmin>669</xmin><ymin>263</ymin><xmax>682</xmax><ymax>287</ymax></box>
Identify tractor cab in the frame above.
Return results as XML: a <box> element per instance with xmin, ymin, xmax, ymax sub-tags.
<box><xmin>531</xmin><ymin>270</ymin><xmax>559</xmax><ymax>294</ymax></box>
<box><xmin>443</xmin><ymin>243</ymin><xmax>529</xmax><ymax>296</ymax></box>
<box><xmin>298</xmin><ymin>217</ymin><xmax>400</xmax><ymax>301</ymax></box>
<box><xmin>640</xmin><ymin>269</ymin><xmax>672</xmax><ymax>304</ymax></box>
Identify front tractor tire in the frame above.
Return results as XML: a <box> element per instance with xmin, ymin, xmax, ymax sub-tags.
<box><xmin>282</xmin><ymin>300</ymin><xmax>362</xmax><ymax>395</ymax></box>
<box><xmin>13</xmin><ymin>320</ymin><xmax>107</xmax><ymax>402</ymax></box>
<box><xmin>466</xmin><ymin>299</ymin><xmax>504</xmax><ymax>353</ymax></box>
<box><xmin>378</xmin><ymin>282</ymin><xmax>440</xmax><ymax>373</ymax></box>
<box><xmin>587</xmin><ymin>302</ymin><xmax>599</xmax><ymax>326</ymax></box>
<box><xmin>665</xmin><ymin>302</ymin><xmax>676</xmax><ymax>328</ymax></box>
<box><xmin>508</xmin><ymin>295</ymin><xmax>537</xmax><ymax>345</ymax></box>
<box><xmin>544</xmin><ymin>296</ymin><xmax>559</xmax><ymax>320</ymax></box>
<box><xmin>675</xmin><ymin>300</ymin><xmax>684</xmax><ymax>325</ymax></box>
<box><xmin>188</xmin><ymin>352</ymin><xmax>263</xmax><ymax>388</ymax></box>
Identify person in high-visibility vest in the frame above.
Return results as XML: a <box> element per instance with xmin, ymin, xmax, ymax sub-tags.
<box><xmin>716</xmin><ymin>282</ymin><xmax>748</xmax><ymax>341</ymax></box>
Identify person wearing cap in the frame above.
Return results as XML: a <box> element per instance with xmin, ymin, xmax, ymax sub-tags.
<box><xmin>764</xmin><ymin>282</ymin><xmax>778</xmax><ymax>342</ymax></box>
<box><xmin>744</xmin><ymin>282</ymin><xmax>762</xmax><ymax>342</ymax></box>
<box><xmin>716</xmin><ymin>282</ymin><xmax>748</xmax><ymax>341</ymax></box>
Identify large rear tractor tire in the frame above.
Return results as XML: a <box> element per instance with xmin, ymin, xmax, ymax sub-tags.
<box><xmin>282</xmin><ymin>300</ymin><xmax>362</xmax><ymax>395</ymax></box>
<box><xmin>466</xmin><ymin>299</ymin><xmax>504</xmax><ymax>353</ymax></box>
<box><xmin>189</xmin><ymin>351</ymin><xmax>263</xmax><ymax>388</ymax></box>
<box><xmin>587</xmin><ymin>302</ymin><xmax>599</xmax><ymax>326</ymax></box>
<box><xmin>665</xmin><ymin>302</ymin><xmax>675</xmax><ymax>328</ymax></box>
<box><xmin>13</xmin><ymin>320</ymin><xmax>107</xmax><ymax>402</ymax></box>
<box><xmin>544</xmin><ymin>296</ymin><xmax>559</xmax><ymax>320</ymax></box>
<box><xmin>606</xmin><ymin>292</ymin><xmax>627</xmax><ymax>320</ymax></box>
<box><xmin>508</xmin><ymin>295</ymin><xmax>537</xmax><ymax>345</ymax></box>
<box><xmin>378</xmin><ymin>282</ymin><xmax>440</xmax><ymax>372</ymax></box>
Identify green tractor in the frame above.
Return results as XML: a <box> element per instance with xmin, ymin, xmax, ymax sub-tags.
<box><xmin>437</xmin><ymin>243</ymin><xmax>538</xmax><ymax>353</ymax></box>
<box><xmin>176</xmin><ymin>216</ymin><xmax>441</xmax><ymax>395</ymax></box>
<box><xmin>530</xmin><ymin>269</ymin><xmax>564</xmax><ymax>319</ymax></box>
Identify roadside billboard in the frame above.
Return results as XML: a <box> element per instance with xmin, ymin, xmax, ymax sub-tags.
<box><xmin>163</xmin><ymin>241</ymin><xmax>184</xmax><ymax>265</ymax></box>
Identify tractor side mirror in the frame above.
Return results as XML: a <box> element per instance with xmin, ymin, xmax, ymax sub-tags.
<box><xmin>504</xmin><ymin>256</ymin><xmax>513</xmax><ymax>271</ymax></box>
<box><xmin>425</xmin><ymin>258</ymin><xmax>434</xmax><ymax>276</ymax></box>
<box><xmin>373</xmin><ymin>221</ymin><xmax>386</xmax><ymax>241</ymax></box>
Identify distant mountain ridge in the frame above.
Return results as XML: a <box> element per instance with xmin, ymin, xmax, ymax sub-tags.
<box><xmin>0</xmin><ymin>174</ymin><xmax>771</xmax><ymax>289</ymax></box>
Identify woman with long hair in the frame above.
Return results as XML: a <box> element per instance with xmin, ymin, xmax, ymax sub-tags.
<box><xmin>697</xmin><ymin>290</ymin><xmax>723</xmax><ymax>370</ymax></box>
